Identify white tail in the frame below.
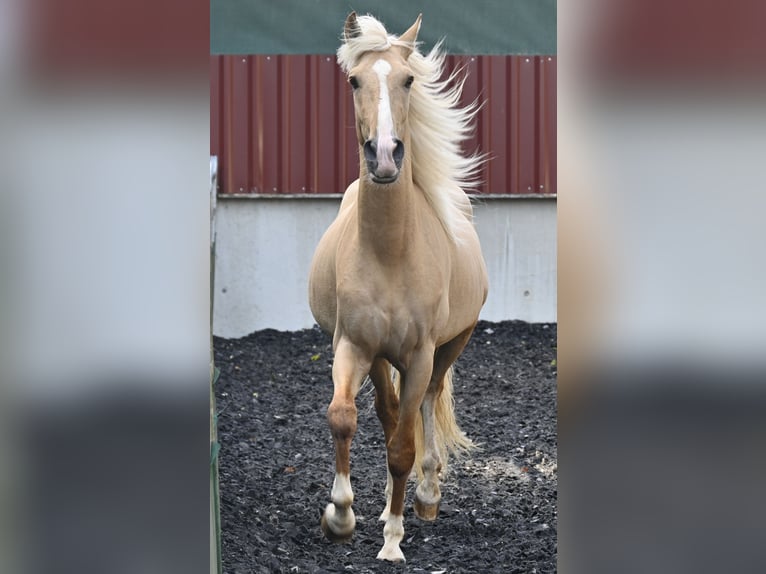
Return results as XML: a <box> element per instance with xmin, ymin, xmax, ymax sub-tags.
<box><xmin>392</xmin><ymin>366</ymin><xmax>474</xmax><ymax>479</ymax></box>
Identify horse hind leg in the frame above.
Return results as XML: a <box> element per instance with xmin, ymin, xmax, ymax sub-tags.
<box><xmin>414</xmin><ymin>327</ymin><xmax>476</xmax><ymax>521</ymax></box>
<box><xmin>413</xmin><ymin>383</ymin><xmax>443</xmax><ymax>521</ymax></box>
<box><xmin>321</xmin><ymin>338</ymin><xmax>371</xmax><ymax>543</ymax></box>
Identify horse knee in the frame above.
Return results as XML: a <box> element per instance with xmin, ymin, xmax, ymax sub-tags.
<box><xmin>387</xmin><ymin>440</ymin><xmax>416</xmax><ymax>479</ymax></box>
<box><xmin>327</xmin><ymin>400</ymin><xmax>357</xmax><ymax>439</ymax></box>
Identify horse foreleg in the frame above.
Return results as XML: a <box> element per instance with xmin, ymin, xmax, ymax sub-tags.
<box><xmin>414</xmin><ymin>326</ymin><xmax>475</xmax><ymax>521</ymax></box>
<box><xmin>321</xmin><ymin>338</ymin><xmax>371</xmax><ymax>543</ymax></box>
<box><xmin>369</xmin><ymin>358</ymin><xmax>399</xmax><ymax>522</ymax></box>
<box><xmin>377</xmin><ymin>347</ymin><xmax>435</xmax><ymax>562</ymax></box>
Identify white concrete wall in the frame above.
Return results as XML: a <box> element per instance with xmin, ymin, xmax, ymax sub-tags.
<box><xmin>213</xmin><ymin>197</ymin><xmax>556</xmax><ymax>337</ymax></box>
<box><xmin>473</xmin><ymin>198</ymin><xmax>557</xmax><ymax>323</ymax></box>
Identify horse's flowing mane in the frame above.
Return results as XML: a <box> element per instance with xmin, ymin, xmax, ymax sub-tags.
<box><xmin>337</xmin><ymin>15</ymin><xmax>484</xmax><ymax>242</ymax></box>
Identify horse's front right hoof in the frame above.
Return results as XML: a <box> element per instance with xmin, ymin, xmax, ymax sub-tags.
<box><xmin>321</xmin><ymin>503</ymin><xmax>355</xmax><ymax>543</ymax></box>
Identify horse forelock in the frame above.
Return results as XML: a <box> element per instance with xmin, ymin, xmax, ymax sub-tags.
<box><xmin>337</xmin><ymin>16</ymin><xmax>399</xmax><ymax>73</ymax></box>
<box><xmin>337</xmin><ymin>14</ymin><xmax>485</xmax><ymax>243</ymax></box>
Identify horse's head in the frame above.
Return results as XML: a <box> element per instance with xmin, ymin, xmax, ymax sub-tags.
<box><xmin>342</xmin><ymin>12</ymin><xmax>422</xmax><ymax>185</ymax></box>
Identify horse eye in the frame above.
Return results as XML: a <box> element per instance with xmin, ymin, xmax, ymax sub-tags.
<box><xmin>404</xmin><ymin>75</ymin><xmax>414</xmax><ymax>89</ymax></box>
<box><xmin>349</xmin><ymin>76</ymin><xmax>359</xmax><ymax>89</ymax></box>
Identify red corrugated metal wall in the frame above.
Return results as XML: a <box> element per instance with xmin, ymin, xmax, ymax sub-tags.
<box><xmin>210</xmin><ymin>54</ymin><xmax>556</xmax><ymax>195</ymax></box>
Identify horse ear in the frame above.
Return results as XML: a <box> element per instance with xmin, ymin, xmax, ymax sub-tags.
<box><xmin>344</xmin><ymin>12</ymin><xmax>361</xmax><ymax>42</ymax></box>
<box><xmin>397</xmin><ymin>14</ymin><xmax>422</xmax><ymax>59</ymax></box>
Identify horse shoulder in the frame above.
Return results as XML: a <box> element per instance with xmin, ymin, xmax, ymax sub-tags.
<box><xmin>309</xmin><ymin>181</ymin><xmax>363</xmax><ymax>333</ymax></box>
<box><xmin>338</xmin><ymin>179</ymin><xmax>360</xmax><ymax>213</ymax></box>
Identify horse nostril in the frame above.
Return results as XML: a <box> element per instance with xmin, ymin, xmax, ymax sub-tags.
<box><xmin>392</xmin><ymin>139</ymin><xmax>404</xmax><ymax>167</ymax></box>
<box><xmin>363</xmin><ymin>140</ymin><xmax>377</xmax><ymax>163</ymax></box>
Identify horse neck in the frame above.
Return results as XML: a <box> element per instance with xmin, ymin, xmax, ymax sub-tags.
<box><xmin>357</xmin><ymin>156</ymin><xmax>415</xmax><ymax>261</ymax></box>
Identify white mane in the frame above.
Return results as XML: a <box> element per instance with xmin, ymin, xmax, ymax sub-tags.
<box><xmin>337</xmin><ymin>15</ymin><xmax>484</xmax><ymax>242</ymax></box>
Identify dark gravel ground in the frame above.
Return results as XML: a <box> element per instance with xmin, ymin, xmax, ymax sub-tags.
<box><xmin>214</xmin><ymin>320</ymin><xmax>557</xmax><ymax>573</ymax></box>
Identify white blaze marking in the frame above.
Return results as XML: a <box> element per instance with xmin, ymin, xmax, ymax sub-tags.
<box><xmin>372</xmin><ymin>59</ymin><xmax>393</xmax><ymax>142</ymax></box>
<box><xmin>371</xmin><ymin>59</ymin><xmax>397</xmax><ymax>176</ymax></box>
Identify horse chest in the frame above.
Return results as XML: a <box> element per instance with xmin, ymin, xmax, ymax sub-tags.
<box><xmin>339</xmin><ymin>251</ymin><xmax>445</xmax><ymax>308</ymax></box>
<box><xmin>336</xmin><ymin>259</ymin><xmax>447</xmax><ymax>356</ymax></box>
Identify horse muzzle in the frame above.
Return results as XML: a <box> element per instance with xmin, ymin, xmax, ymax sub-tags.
<box><xmin>364</xmin><ymin>138</ymin><xmax>404</xmax><ymax>184</ymax></box>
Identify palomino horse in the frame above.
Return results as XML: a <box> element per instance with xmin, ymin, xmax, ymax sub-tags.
<box><xmin>308</xmin><ymin>12</ymin><xmax>488</xmax><ymax>562</ymax></box>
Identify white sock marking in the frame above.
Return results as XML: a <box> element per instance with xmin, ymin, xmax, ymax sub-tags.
<box><xmin>379</xmin><ymin>466</ymin><xmax>394</xmax><ymax>521</ymax></box>
<box><xmin>331</xmin><ymin>473</ymin><xmax>353</xmax><ymax>507</ymax></box>
<box><xmin>377</xmin><ymin>513</ymin><xmax>406</xmax><ymax>562</ymax></box>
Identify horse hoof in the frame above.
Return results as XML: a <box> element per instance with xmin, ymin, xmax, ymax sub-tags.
<box><xmin>413</xmin><ymin>495</ymin><xmax>440</xmax><ymax>521</ymax></box>
<box><xmin>376</xmin><ymin>545</ymin><xmax>406</xmax><ymax>562</ymax></box>
<box><xmin>320</xmin><ymin>505</ymin><xmax>355</xmax><ymax>543</ymax></box>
